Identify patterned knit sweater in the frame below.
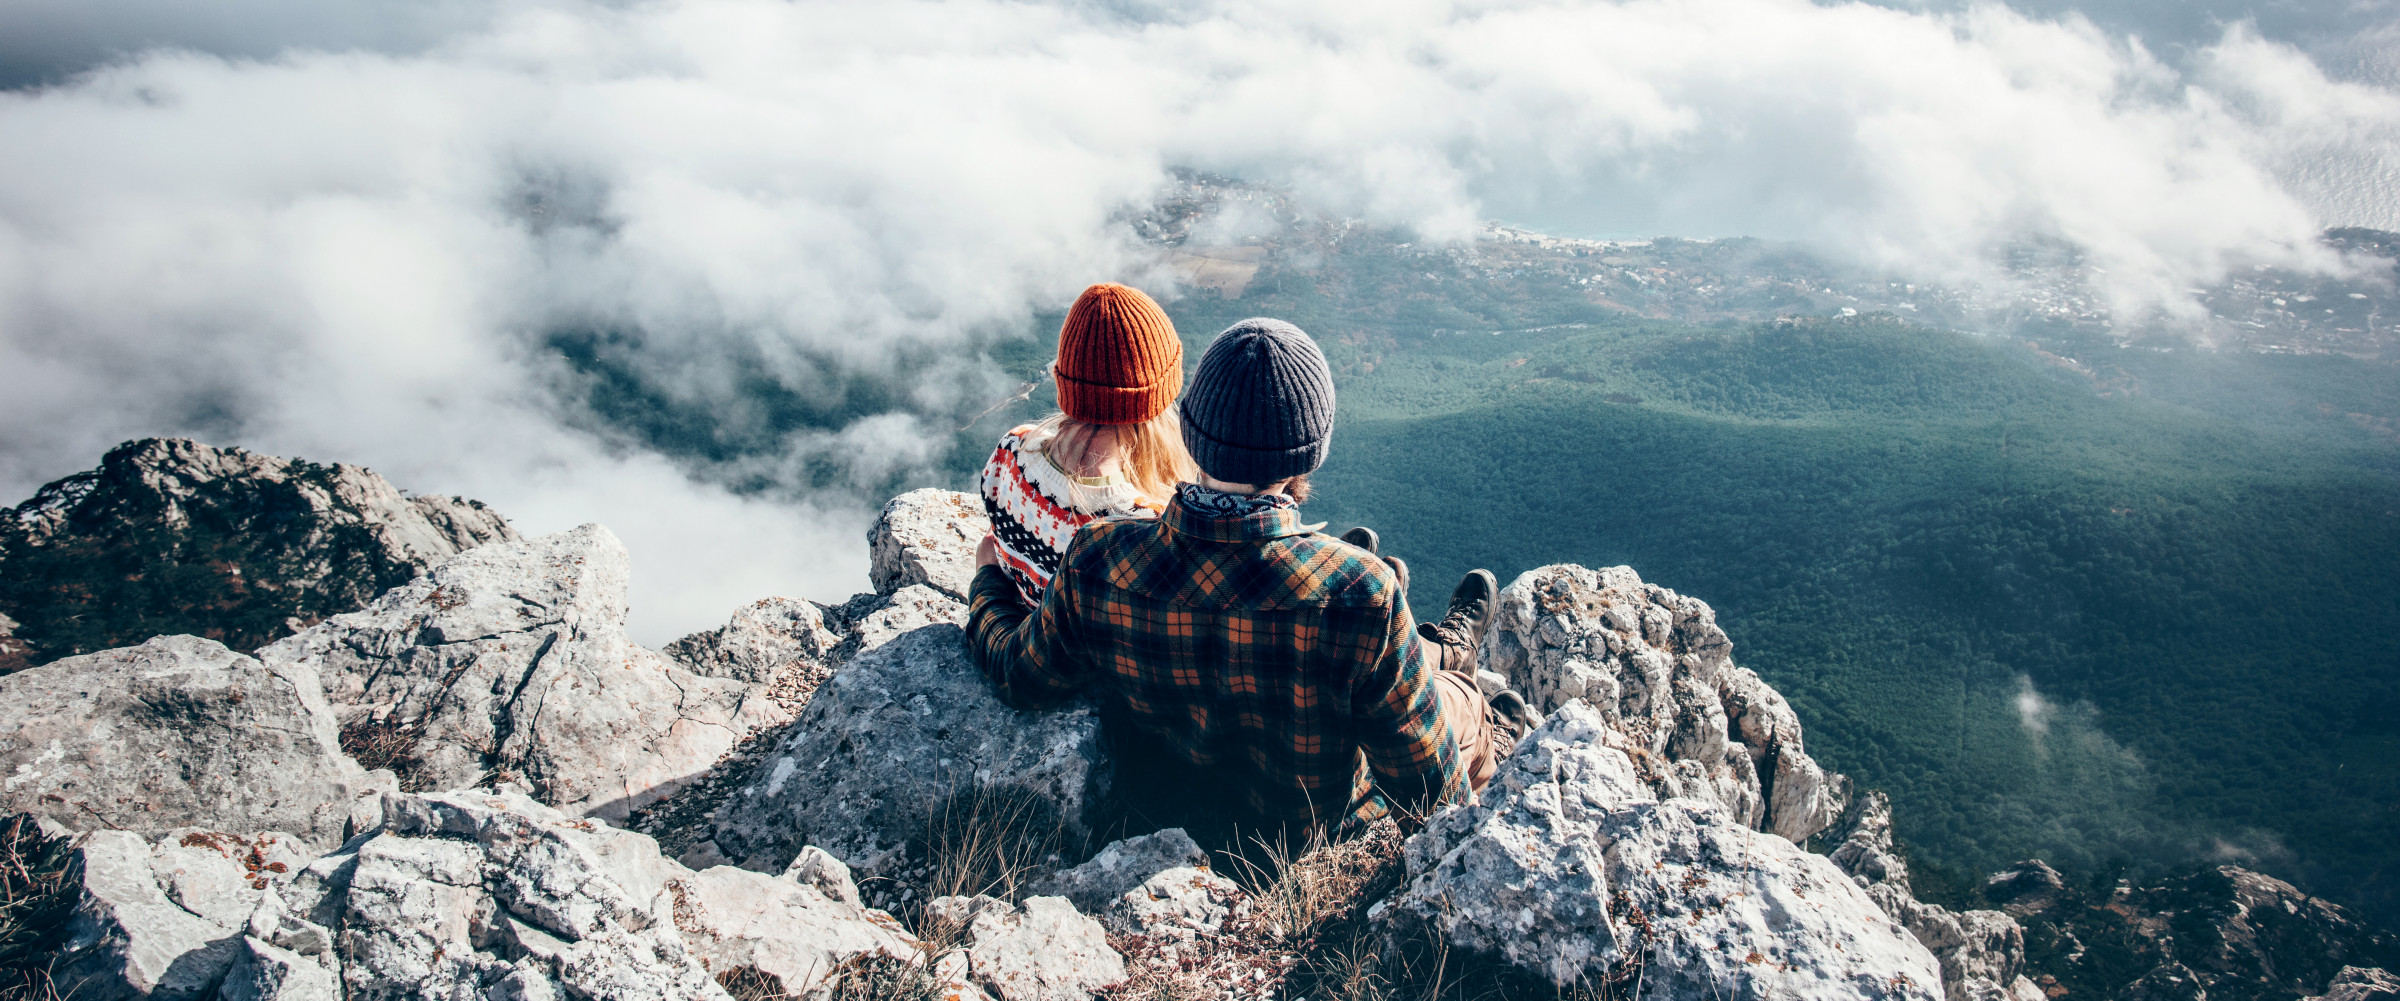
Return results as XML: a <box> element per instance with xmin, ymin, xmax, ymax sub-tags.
<box><xmin>980</xmin><ymin>423</ymin><xmax>1162</xmax><ymax>600</ymax></box>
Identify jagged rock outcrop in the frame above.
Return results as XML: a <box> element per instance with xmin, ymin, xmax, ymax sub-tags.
<box><xmin>924</xmin><ymin>894</ymin><xmax>1124</xmax><ymax>1001</ymax></box>
<box><xmin>868</xmin><ymin>488</ymin><xmax>988</xmax><ymax>600</ymax></box>
<box><xmin>2000</xmin><ymin>860</ymin><xmax>2400</xmax><ymax>1001</ymax></box>
<box><xmin>55</xmin><ymin>789</ymin><xmax>944</xmax><ymax>1001</ymax></box>
<box><xmin>1829</xmin><ymin>792</ymin><xmax>2041</xmax><ymax>1001</ymax></box>
<box><xmin>1382</xmin><ymin>700</ymin><xmax>1943</xmax><ymax>998</ymax></box>
<box><xmin>705</xmin><ymin>491</ymin><xmax>1111</xmax><ymax>893</ymax></box>
<box><xmin>0</xmin><ymin>635</ymin><xmax>392</xmax><ymax>847</ymax></box>
<box><xmin>258</xmin><ymin>525</ymin><xmax>784</xmax><ymax>822</ymax></box>
<box><xmin>0</xmin><ymin>438</ymin><xmax>516</xmax><ymax>666</ymax></box>
<box><xmin>665</xmin><ymin>596</ymin><xmax>842</xmax><ymax>686</ymax></box>
<box><xmin>2308</xmin><ymin>967</ymin><xmax>2400</xmax><ymax>1001</ymax></box>
<box><xmin>1480</xmin><ymin>564</ymin><xmax>1847</xmax><ymax>843</ymax></box>
<box><xmin>0</xmin><ymin>611</ymin><xmax>30</xmax><ymax>675</ymax></box>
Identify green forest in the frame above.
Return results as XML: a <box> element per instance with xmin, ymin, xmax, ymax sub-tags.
<box><xmin>951</xmin><ymin>249</ymin><xmax>2400</xmax><ymax>920</ymax></box>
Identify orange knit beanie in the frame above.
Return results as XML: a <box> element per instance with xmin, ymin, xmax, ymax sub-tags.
<box><xmin>1053</xmin><ymin>283</ymin><xmax>1183</xmax><ymax>425</ymax></box>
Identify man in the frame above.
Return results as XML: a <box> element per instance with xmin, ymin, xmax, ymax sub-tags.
<box><xmin>967</xmin><ymin>317</ymin><xmax>1538</xmax><ymax>837</ymax></box>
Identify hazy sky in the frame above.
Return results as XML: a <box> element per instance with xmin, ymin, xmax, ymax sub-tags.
<box><xmin>3</xmin><ymin>0</ymin><xmax>2394</xmax><ymax>641</ymax></box>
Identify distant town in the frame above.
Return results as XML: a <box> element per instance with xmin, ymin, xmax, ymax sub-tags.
<box><xmin>1145</xmin><ymin>174</ymin><xmax>2400</xmax><ymax>362</ymax></box>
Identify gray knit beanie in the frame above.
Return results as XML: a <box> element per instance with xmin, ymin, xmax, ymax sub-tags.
<box><xmin>1178</xmin><ymin>318</ymin><xmax>1336</xmax><ymax>485</ymax></box>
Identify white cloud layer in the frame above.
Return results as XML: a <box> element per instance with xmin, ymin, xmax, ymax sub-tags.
<box><xmin>3</xmin><ymin>0</ymin><xmax>2395</xmax><ymax>641</ymax></box>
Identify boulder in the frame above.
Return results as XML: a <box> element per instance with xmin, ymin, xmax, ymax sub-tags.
<box><xmin>869</xmin><ymin>489</ymin><xmax>988</xmax><ymax>601</ymax></box>
<box><xmin>2309</xmin><ymin>968</ymin><xmax>2400</xmax><ymax>1001</ymax></box>
<box><xmin>1383</xmin><ymin>700</ymin><xmax>1942</xmax><ymax>999</ymax></box>
<box><xmin>925</xmin><ymin>895</ymin><xmax>1124</xmax><ymax>1001</ymax></box>
<box><xmin>707</xmin><ymin>623</ymin><xmax>1109</xmax><ymax>887</ymax></box>
<box><xmin>0</xmin><ymin>634</ymin><xmax>391</xmax><ymax>846</ymax></box>
<box><xmin>54</xmin><ymin>830</ymin><xmax>251</xmax><ymax>1001</ymax></box>
<box><xmin>1025</xmin><ymin>828</ymin><xmax>1208</xmax><ymax>915</ymax></box>
<box><xmin>0</xmin><ymin>437</ymin><xmax>516</xmax><ymax>664</ymax></box>
<box><xmin>259</xmin><ymin>525</ymin><xmax>783</xmax><ymax>821</ymax></box>
<box><xmin>1981</xmin><ymin>861</ymin><xmax>2065</xmax><ymax>919</ymax></box>
<box><xmin>1829</xmin><ymin>792</ymin><xmax>2035</xmax><ymax>1001</ymax></box>
<box><xmin>664</xmin><ymin>596</ymin><xmax>841</xmax><ymax>689</ymax></box>
<box><xmin>1101</xmin><ymin>867</ymin><xmax>1246</xmax><ymax>942</ymax></box>
<box><xmin>1479</xmin><ymin>564</ymin><xmax>1847</xmax><ymax>842</ymax></box>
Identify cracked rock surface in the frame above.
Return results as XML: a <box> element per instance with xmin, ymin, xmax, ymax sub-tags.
<box><xmin>708</xmin><ymin>492</ymin><xmax>1109</xmax><ymax>888</ymax></box>
<box><xmin>1382</xmin><ymin>700</ymin><xmax>1942</xmax><ymax>999</ymax></box>
<box><xmin>0</xmin><ymin>634</ymin><xmax>391</xmax><ymax>847</ymax></box>
<box><xmin>58</xmin><ymin>789</ymin><xmax>943</xmax><ymax>1001</ymax></box>
<box><xmin>259</xmin><ymin>525</ymin><xmax>784</xmax><ymax>822</ymax></box>
<box><xmin>1829</xmin><ymin>792</ymin><xmax>2042</xmax><ymax>1001</ymax></box>
<box><xmin>1481</xmin><ymin>563</ymin><xmax>1848</xmax><ymax>844</ymax></box>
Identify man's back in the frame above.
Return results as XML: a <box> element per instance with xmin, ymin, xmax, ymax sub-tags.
<box><xmin>966</xmin><ymin>492</ymin><xmax>1463</xmax><ymax>831</ymax></box>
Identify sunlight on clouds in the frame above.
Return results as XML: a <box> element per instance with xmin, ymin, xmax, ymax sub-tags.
<box><xmin>3</xmin><ymin>0</ymin><xmax>2395</xmax><ymax>640</ymax></box>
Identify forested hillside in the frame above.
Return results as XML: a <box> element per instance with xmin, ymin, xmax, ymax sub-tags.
<box><xmin>949</xmin><ymin>248</ymin><xmax>2400</xmax><ymax>921</ymax></box>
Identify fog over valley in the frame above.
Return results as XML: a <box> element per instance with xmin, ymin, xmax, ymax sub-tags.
<box><xmin>2</xmin><ymin>0</ymin><xmax>2394</xmax><ymax>643</ymax></box>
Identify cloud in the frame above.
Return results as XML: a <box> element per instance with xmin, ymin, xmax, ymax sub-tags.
<box><xmin>3</xmin><ymin>0</ymin><xmax>2395</xmax><ymax>640</ymax></box>
<box><xmin>2015</xmin><ymin>674</ymin><xmax>2056</xmax><ymax>737</ymax></box>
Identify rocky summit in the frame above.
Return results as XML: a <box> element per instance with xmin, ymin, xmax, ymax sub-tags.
<box><xmin>0</xmin><ymin>451</ymin><xmax>2389</xmax><ymax>1001</ymax></box>
<box><xmin>0</xmin><ymin>439</ymin><xmax>517</xmax><ymax>668</ymax></box>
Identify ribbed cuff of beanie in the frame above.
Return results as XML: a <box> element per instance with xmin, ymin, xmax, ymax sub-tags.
<box><xmin>1055</xmin><ymin>368</ymin><xmax>1182</xmax><ymax>426</ymax></box>
<box><xmin>1180</xmin><ymin>417</ymin><xmax>1331</xmax><ymax>484</ymax></box>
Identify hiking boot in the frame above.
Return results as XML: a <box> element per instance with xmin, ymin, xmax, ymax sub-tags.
<box><xmin>1339</xmin><ymin>526</ymin><xmax>1379</xmax><ymax>555</ymax></box>
<box><xmin>1485</xmin><ymin>688</ymin><xmax>1544</xmax><ymax>759</ymax></box>
<box><xmin>1382</xmin><ymin>556</ymin><xmax>1410</xmax><ymax>596</ymax></box>
<box><xmin>1422</xmin><ymin>569</ymin><xmax>1498</xmax><ymax>649</ymax></box>
<box><xmin>1488</xmin><ymin>688</ymin><xmax>1543</xmax><ymax>736</ymax></box>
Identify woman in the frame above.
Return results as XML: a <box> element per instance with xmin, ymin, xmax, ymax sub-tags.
<box><xmin>980</xmin><ymin>283</ymin><xmax>1196</xmax><ymax>602</ymax></box>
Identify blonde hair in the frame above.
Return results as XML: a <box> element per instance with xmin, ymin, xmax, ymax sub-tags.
<box><xmin>1026</xmin><ymin>409</ymin><xmax>1197</xmax><ymax>507</ymax></box>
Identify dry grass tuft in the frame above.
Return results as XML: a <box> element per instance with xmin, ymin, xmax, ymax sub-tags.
<box><xmin>0</xmin><ymin>814</ymin><xmax>73</xmax><ymax>1001</ymax></box>
<box><xmin>339</xmin><ymin>712</ymin><xmax>427</xmax><ymax>788</ymax></box>
<box><xmin>892</xmin><ymin>784</ymin><xmax>1065</xmax><ymax>944</ymax></box>
<box><xmin>808</xmin><ymin>953</ymin><xmax>952</xmax><ymax>1001</ymax></box>
<box><xmin>717</xmin><ymin>965</ymin><xmax>788</xmax><ymax>1001</ymax></box>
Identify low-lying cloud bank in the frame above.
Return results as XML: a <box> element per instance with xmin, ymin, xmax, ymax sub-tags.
<box><xmin>3</xmin><ymin>0</ymin><xmax>2394</xmax><ymax>640</ymax></box>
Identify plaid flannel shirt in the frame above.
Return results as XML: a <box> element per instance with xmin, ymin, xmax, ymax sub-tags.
<box><xmin>966</xmin><ymin>493</ymin><xmax>1465</xmax><ymax>830</ymax></box>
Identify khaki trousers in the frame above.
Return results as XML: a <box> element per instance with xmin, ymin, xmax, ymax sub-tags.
<box><xmin>1430</xmin><ymin>669</ymin><xmax>1507</xmax><ymax>792</ymax></box>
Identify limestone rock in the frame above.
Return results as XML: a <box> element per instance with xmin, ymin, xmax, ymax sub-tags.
<box><xmin>1478</xmin><ymin>564</ymin><xmax>1847</xmax><ymax>842</ymax></box>
<box><xmin>708</xmin><ymin>623</ymin><xmax>1109</xmax><ymax>886</ymax></box>
<box><xmin>2308</xmin><ymin>968</ymin><xmax>2400</xmax><ymax>1001</ymax></box>
<box><xmin>259</xmin><ymin>525</ymin><xmax>783</xmax><ymax>821</ymax></box>
<box><xmin>665</xmin><ymin>864</ymin><xmax>922</xmax><ymax>994</ymax></box>
<box><xmin>54</xmin><ymin>829</ymin><xmax>249</xmax><ymax>1001</ymax></box>
<box><xmin>0</xmin><ymin>437</ymin><xmax>516</xmax><ymax>664</ymax></box>
<box><xmin>216</xmin><ymin>937</ymin><xmax>339</xmax><ymax>1001</ymax></box>
<box><xmin>0</xmin><ymin>635</ymin><xmax>391</xmax><ymax>846</ymax></box>
<box><xmin>664</xmin><ymin>596</ymin><xmax>841</xmax><ymax>687</ymax></box>
<box><xmin>782</xmin><ymin>845</ymin><xmax>863</xmax><ymax>906</ymax></box>
<box><xmin>1101</xmin><ymin>867</ymin><xmax>1244</xmax><ymax>941</ymax></box>
<box><xmin>274</xmin><ymin>790</ymin><xmax>926</xmax><ymax>1001</ymax></box>
<box><xmin>1385</xmin><ymin>700</ymin><xmax>1941</xmax><ymax>998</ymax></box>
<box><xmin>927</xmin><ymin>894</ymin><xmax>1125</xmax><ymax>1001</ymax></box>
<box><xmin>1026</xmin><ymin>828</ymin><xmax>1208</xmax><ymax>915</ymax></box>
<box><xmin>1981</xmin><ymin>861</ymin><xmax>2065</xmax><ymax>919</ymax></box>
<box><xmin>868</xmin><ymin>489</ymin><xmax>988</xmax><ymax>600</ymax></box>
<box><xmin>1829</xmin><ymin>792</ymin><xmax>2030</xmax><ymax>1001</ymax></box>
